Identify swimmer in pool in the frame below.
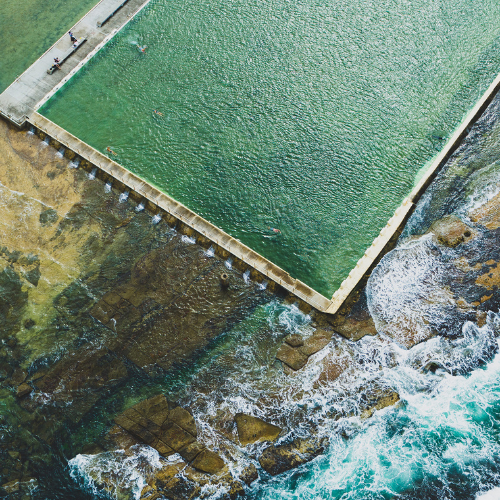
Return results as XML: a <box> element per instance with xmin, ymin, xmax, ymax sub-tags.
<box><xmin>153</xmin><ymin>109</ymin><xmax>163</xmax><ymax>116</ymax></box>
<box><xmin>269</xmin><ymin>227</ymin><xmax>281</xmax><ymax>233</ymax></box>
<box><xmin>136</xmin><ymin>44</ymin><xmax>147</xmax><ymax>52</ymax></box>
<box><xmin>106</xmin><ymin>147</ymin><xmax>117</xmax><ymax>156</ymax></box>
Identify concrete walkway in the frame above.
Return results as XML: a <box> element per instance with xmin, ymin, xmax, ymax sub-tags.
<box><xmin>0</xmin><ymin>0</ymin><xmax>151</xmax><ymax>126</ymax></box>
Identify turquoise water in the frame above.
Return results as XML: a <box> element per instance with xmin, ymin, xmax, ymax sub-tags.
<box><xmin>0</xmin><ymin>0</ymin><xmax>99</xmax><ymax>92</ymax></box>
<box><xmin>39</xmin><ymin>0</ymin><xmax>500</xmax><ymax>296</ymax></box>
<box><xmin>249</xmin><ymin>320</ymin><xmax>500</xmax><ymax>499</ymax></box>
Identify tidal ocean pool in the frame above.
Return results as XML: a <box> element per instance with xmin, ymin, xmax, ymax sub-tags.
<box><xmin>39</xmin><ymin>0</ymin><xmax>500</xmax><ymax>296</ymax></box>
<box><xmin>0</xmin><ymin>0</ymin><xmax>99</xmax><ymax>92</ymax></box>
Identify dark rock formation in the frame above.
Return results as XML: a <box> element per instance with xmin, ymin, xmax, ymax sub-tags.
<box><xmin>259</xmin><ymin>437</ymin><xmax>328</xmax><ymax>476</ymax></box>
<box><xmin>429</xmin><ymin>214</ymin><xmax>476</xmax><ymax>247</ymax></box>
<box><xmin>234</xmin><ymin>413</ymin><xmax>282</xmax><ymax>446</ymax></box>
<box><xmin>276</xmin><ymin>328</ymin><xmax>332</xmax><ymax>371</ymax></box>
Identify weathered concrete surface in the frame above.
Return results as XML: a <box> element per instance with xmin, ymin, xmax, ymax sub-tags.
<box><xmin>0</xmin><ymin>0</ymin><xmax>151</xmax><ymax>126</ymax></box>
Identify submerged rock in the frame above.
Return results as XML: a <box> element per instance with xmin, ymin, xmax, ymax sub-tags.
<box><xmin>258</xmin><ymin>437</ymin><xmax>328</xmax><ymax>476</ymax></box>
<box><xmin>16</xmin><ymin>382</ymin><xmax>32</xmax><ymax>398</ymax></box>
<box><xmin>234</xmin><ymin>413</ymin><xmax>282</xmax><ymax>446</ymax></box>
<box><xmin>429</xmin><ymin>214</ymin><xmax>476</xmax><ymax>247</ymax></box>
<box><xmin>277</xmin><ymin>328</ymin><xmax>332</xmax><ymax>371</ymax></box>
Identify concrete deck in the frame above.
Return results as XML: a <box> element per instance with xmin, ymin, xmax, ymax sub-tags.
<box><xmin>0</xmin><ymin>0</ymin><xmax>151</xmax><ymax>126</ymax></box>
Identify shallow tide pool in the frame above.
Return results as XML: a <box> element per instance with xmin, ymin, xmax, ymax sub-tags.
<box><xmin>40</xmin><ymin>0</ymin><xmax>500</xmax><ymax>296</ymax></box>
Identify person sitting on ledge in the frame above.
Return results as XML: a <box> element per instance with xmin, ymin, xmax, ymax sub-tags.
<box><xmin>53</xmin><ymin>57</ymin><xmax>61</xmax><ymax>70</ymax></box>
<box><xmin>106</xmin><ymin>147</ymin><xmax>117</xmax><ymax>156</ymax></box>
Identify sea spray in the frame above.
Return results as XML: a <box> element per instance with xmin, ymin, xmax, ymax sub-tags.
<box><xmin>366</xmin><ymin>234</ymin><xmax>450</xmax><ymax>347</ymax></box>
<box><xmin>181</xmin><ymin>235</ymin><xmax>196</xmax><ymax>244</ymax></box>
<box><xmin>69</xmin><ymin>445</ymin><xmax>166</xmax><ymax>500</ymax></box>
<box><xmin>244</xmin><ymin>314</ymin><xmax>500</xmax><ymax>500</ymax></box>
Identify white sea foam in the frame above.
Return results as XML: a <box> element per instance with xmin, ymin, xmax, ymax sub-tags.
<box><xmin>181</xmin><ymin>234</ymin><xmax>196</xmax><ymax>244</ymax></box>
<box><xmin>366</xmin><ymin>234</ymin><xmax>451</xmax><ymax>347</ymax></box>
<box><xmin>204</xmin><ymin>246</ymin><xmax>215</xmax><ymax>257</ymax></box>
<box><xmin>69</xmin><ymin>445</ymin><xmax>165</xmax><ymax>500</ymax></box>
<box><xmin>477</xmin><ymin>487</ymin><xmax>500</xmax><ymax>499</ymax></box>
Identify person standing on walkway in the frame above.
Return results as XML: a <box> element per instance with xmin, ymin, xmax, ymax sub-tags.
<box><xmin>69</xmin><ymin>31</ymin><xmax>77</xmax><ymax>43</ymax></box>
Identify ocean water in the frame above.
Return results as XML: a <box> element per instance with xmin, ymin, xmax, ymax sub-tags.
<box><xmin>67</xmin><ymin>301</ymin><xmax>500</xmax><ymax>500</ymax></box>
<box><xmin>39</xmin><ymin>0</ymin><xmax>500</xmax><ymax>296</ymax></box>
<box><xmin>0</xmin><ymin>0</ymin><xmax>99</xmax><ymax>92</ymax></box>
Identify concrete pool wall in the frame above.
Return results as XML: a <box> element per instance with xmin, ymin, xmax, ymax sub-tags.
<box><xmin>2</xmin><ymin>0</ymin><xmax>500</xmax><ymax>315</ymax></box>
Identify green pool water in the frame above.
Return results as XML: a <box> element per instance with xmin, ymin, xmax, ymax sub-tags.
<box><xmin>39</xmin><ymin>0</ymin><xmax>500</xmax><ymax>297</ymax></box>
<box><xmin>0</xmin><ymin>0</ymin><xmax>100</xmax><ymax>93</ymax></box>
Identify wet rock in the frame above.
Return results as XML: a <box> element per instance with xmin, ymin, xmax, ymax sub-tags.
<box><xmin>179</xmin><ymin>440</ymin><xmax>205</xmax><ymax>462</ymax></box>
<box><xmin>332</xmin><ymin>290</ymin><xmax>378</xmax><ymax>341</ymax></box>
<box><xmin>421</xmin><ymin>361</ymin><xmax>448</xmax><ymax>374</ymax></box>
<box><xmin>16</xmin><ymin>383</ymin><xmax>32</xmax><ymax>398</ymax></box>
<box><xmin>359</xmin><ymin>383</ymin><xmax>400</xmax><ymax>419</ymax></box>
<box><xmin>234</xmin><ymin>413</ymin><xmax>281</xmax><ymax>446</ymax></box>
<box><xmin>160</xmin><ymin>421</ymin><xmax>196</xmax><ymax>451</ymax></box>
<box><xmin>298</xmin><ymin>329</ymin><xmax>331</xmax><ymax>356</ymax></box>
<box><xmin>429</xmin><ymin>215</ymin><xmax>476</xmax><ymax>247</ymax></box>
<box><xmin>477</xmin><ymin>310</ymin><xmax>488</xmax><ymax>328</ymax></box>
<box><xmin>39</xmin><ymin>208</ymin><xmax>58</xmax><ymax>226</ymax></box>
<box><xmin>239</xmin><ymin>463</ymin><xmax>259</xmax><ymax>485</ymax></box>
<box><xmin>140</xmin><ymin>485</ymin><xmax>158</xmax><ymax>500</ymax></box>
<box><xmin>314</xmin><ymin>351</ymin><xmax>351</xmax><ymax>387</ymax></box>
<box><xmin>191</xmin><ymin>449</ymin><xmax>225</xmax><ymax>474</ymax></box>
<box><xmin>284</xmin><ymin>333</ymin><xmax>304</xmax><ymax>347</ymax></box>
<box><xmin>153</xmin><ymin>439</ymin><xmax>175</xmax><ymax>457</ymax></box>
<box><xmin>24</xmin><ymin>264</ymin><xmax>41</xmax><ymax>287</ymax></box>
<box><xmin>34</xmin><ymin>346</ymin><xmax>128</xmax><ymax>422</ymax></box>
<box><xmin>23</xmin><ymin>319</ymin><xmax>35</xmax><ymax>329</ymax></box>
<box><xmin>169</xmin><ymin>406</ymin><xmax>197</xmax><ymax>436</ymax></box>
<box><xmin>1</xmin><ymin>477</ymin><xmax>37</xmax><ymax>495</ymax></box>
<box><xmin>1</xmin><ymin>480</ymin><xmax>20</xmax><ymax>494</ymax></box>
<box><xmin>204</xmin><ymin>408</ymin><xmax>236</xmax><ymax>442</ymax></box>
<box><xmin>148</xmin><ymin>461</ymin><xmax>185</xmax><ymax>491</ymax></box>
<box><xmin>156</xmin><ymin>474</ymin><xmax>199</xmax><ymax>500</ymax></box>
<box><xmin>101</xmin><ymin>424</ymin><xmax>141</xmax><ymax>452</ymax></box>
<box><xmin>113</xmin><ymin>397</ymin><xmax>199</xmax><ymax>456</ymax></box>
<box><xmin>259</xmin><ymin>437</ymin><xmax>328</xmax><ymax>476</ymax></box>
<box><xmin>469</xmin><ymin>190</ymin><xmax>500</xmax><ymax>230</ymax></box>
<box><xmin>133</xmin><ymin>394</ymin><xmax>170</xmax><ymax>426</ymax></box>
<box><xmin>276</xmin><ymin>343</ymin><xmax>308</xmax><ymax>370</ymax></box>
<box><xmin>10</xmin><ymin>367</ymin><xmax>27</xmax><ymax>386</ymax></box>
